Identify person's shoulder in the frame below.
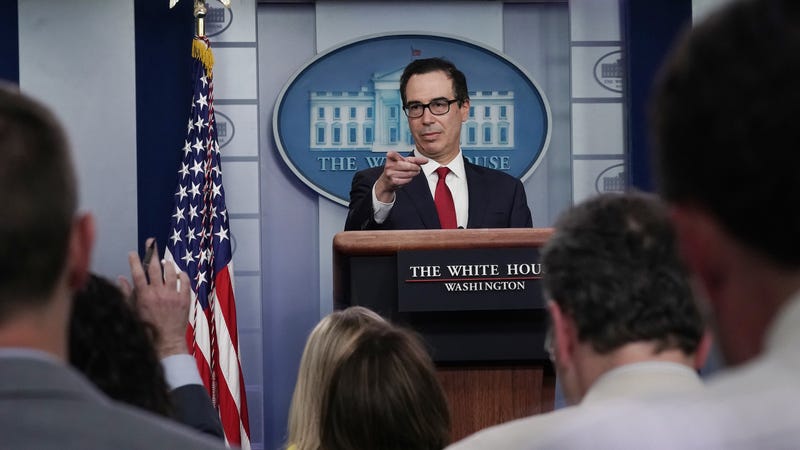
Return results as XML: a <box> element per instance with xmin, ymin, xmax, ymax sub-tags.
<box><xmin>353</xmin><ymin>164</ymin><xmax>384</xmax><ymax>180</ymax></box>
<box><xmin>463</xmin><ymin>159</ymin><xmax>523</xmax><ymax>184</ymax></box>
<box><xmin>2</xmin><ymin>395</ymin><xmax>231</xmax><ymax>450</ymax></box>
<box><xmin>0</xmin><ymin>357</ymin><xmax>229</xmax><ymax>449</ymax></box>
<box><xmin>446</xmin><ymin>408</ymin><xmax>575</xmax><ymax>450</ymax></box>
<box><xmin>530</xmin><ymin>397</ymin><xmax>723</xmax><ymax>449</ymax></box>
<box><xmin>83</xmin><ymin>399</ymin><xmax>230</xmax><ymax>449</ymax></box>
<box><xmin>704</xmin><ymin>352</ymin><xmax>782</xmax><ymax>394</ymax></box>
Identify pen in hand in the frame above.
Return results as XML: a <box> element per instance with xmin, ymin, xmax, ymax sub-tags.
<box><xmin>143</xmin><ymin>239</ymin><xmax>156</xmax><ymax>270</ymax></box>
<box><xmin>142</xmin><ymin>239</ymin><xmax>157</xmax><ymax>283</ymax></box>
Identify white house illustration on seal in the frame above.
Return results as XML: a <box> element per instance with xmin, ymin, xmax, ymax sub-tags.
<box><xmin>309</xmin><ymin>67</ymin><xmax>515</xmax><ymax>152</ymax></box>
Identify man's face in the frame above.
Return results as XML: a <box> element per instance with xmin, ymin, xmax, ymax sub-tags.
<box><xmin>403</xmin><ymin>70</ymin><xmax>469</xmax><ymax>165</ymax></box>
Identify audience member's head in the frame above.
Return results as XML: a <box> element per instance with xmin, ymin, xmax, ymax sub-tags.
<box><xmin>651</xmin><ymin>0</ymin><xmax>800</xmax><ymax>365</ymax></box>
<box><xmin>69</xmin><ymin>273</ymin><xmax>173</xmax><ymax>417</ymax></box>
<box><xmin>0</xmin><ymin>83</ymin><xmax>94</xmax><ymax>356</ymax></box>
<box><xmin>319</xmin><ymin>324</ymin><xmax>451</xmax><ymax>450</ymax></box>
<box><xmin>287</xmin><ymin>306</ymin><xmax>387</xmax><ymax>450</ymax></box>
<box><xmin>541</xmin><ymin>192</ymin><xmax>708</xmax><ymax>404</ymax></box>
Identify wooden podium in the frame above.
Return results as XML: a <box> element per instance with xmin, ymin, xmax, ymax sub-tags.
<box><xmin>333</xmin><ymin>228</ymin><xmax>556</xmax><ymax>441</ymax></box>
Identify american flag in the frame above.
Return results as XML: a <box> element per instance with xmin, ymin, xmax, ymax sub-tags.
<box><xmin>165</xmin><ymin>36</ymin><xmax>251</xmax><ymax>449</ymax></box>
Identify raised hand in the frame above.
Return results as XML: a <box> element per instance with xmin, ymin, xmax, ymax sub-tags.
<box><xmin>374</xmin><ymin>151</ymin><xmax>429</xmax><ymax>202</ymax></box>
<box><xmin>120</xmin><ymin>238</ymin><xmax>192</xmax><ymax>358</ymax></box>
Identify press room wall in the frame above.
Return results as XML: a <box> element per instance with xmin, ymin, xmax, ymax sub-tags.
<box><xmin>258</xmin><ymin>3</ymin><xmax>573</xmax><ymax>449</ymax></box>
<box><xmin>17</xmin><ymin>0</ymin><xmax>138</xmax><ymax>281</ymax></box>
<box><xmin>5</xmin><ymin>0</ymin><xmax>703</xmax><ymax>449</ymax></box>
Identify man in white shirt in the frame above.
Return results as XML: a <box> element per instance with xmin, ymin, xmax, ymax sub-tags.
<box><xmin>446</xmin><ymin>192</ymin><xmax>710</xmax><ymax>450</ymax></box>
<box><xmin>344</xmin><ymin>57</ymin><xmax>532</xmax><ymax>231</ymax></box>
<box><xmin>529</xmin><ymin>1</ymin><xmax>800</xmax><ymax>448</ymax></box>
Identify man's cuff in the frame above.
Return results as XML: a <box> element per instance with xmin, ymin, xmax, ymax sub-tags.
<box><xmin>161</xmin><ymin>354</ymin><xmax>203</xmax><ymax>389</ymax></box>
<box><xmin>372</xmin><ymin>182</ymin><xmax>395</xmax><ymax>224</ymax></box>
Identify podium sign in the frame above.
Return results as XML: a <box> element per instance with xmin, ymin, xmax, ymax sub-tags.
<box><xmin>332</xmin><ymin>229</ymin><xmax>553</xmax><ymax>361</ymax></box>
<box><xmin>397</xmin><ymin>247</ymin><xmax>545</xmax><ymax>312</ymax></box>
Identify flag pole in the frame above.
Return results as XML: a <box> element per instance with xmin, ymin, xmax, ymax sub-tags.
<box><xmin>169</xmin><ymin>0</ymin><xmax>231</xmax><ymax>36</ymax></box>
<box><xmin>194</xmin><ymin>0</ymin><xmax>206</xmax><ymax>38</ymax></box>
<box><xmin>170</xmin><ymin>1</ymin><xmax>250</xmax><ymax>447</ymax></box>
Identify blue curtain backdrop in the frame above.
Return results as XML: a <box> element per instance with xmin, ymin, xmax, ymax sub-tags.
<box><xmin>622</xmin><ymin>0</ymin><xmax>692</xmax><ymax>191</ymax></box>
<box><xmin>0</xmin><ymin>1</ymin><xmax>19</xmax><ymax>83</ymax></box>
<box><xmin>134</xmin><ymin>0</ymin><xmax>195</xmax><ymax>248</ymax></box>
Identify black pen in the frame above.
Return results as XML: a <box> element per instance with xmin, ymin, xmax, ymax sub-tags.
<box><xmin>143</xmin><ymin>239</ymin><xmax>156</xmax><ymax>272</ymax></box>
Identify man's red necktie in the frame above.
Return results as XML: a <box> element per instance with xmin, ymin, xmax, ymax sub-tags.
<box><xmin>434</xmin><ymin>166</ymin><xmax>457</xmax><ymax>229</ymax></box>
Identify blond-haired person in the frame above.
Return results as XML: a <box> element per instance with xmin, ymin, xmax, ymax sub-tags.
<box><xmin>286</xmin><ymin>306</ymin><xmax>386</xmax><ymax>450</ymax></box>
<box><xmin>318</xmin><ymin>323</ymin><xmax>451</xmax><ymax>450</ymax></box>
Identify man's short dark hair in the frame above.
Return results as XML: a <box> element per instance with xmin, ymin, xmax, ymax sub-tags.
<box><xmin>541</xmin><ymin>192</ymin><xmax>704</xmax><ymax>355</ymax></box>
<box><xmin>0</xmin><ymin>85</ymin><xmax>77</xmax><ymax>312</ymax></box>
<box><xmin>399</xmin><ymin>57</ymin><xmax>470</xmax><ymax>107</ymax></box>
<box><xmin>651</xmin><ymin>0</ymin><xmax>800</xmax><ymax>267</ymax></box>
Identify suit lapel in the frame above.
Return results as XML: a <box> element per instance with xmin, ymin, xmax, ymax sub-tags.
<box><xmin>401</xmin><ymin>171</ymin><xmax>440</xmax><ymax>228</ymax></box>
<box><xmin>465</xmin><ymin>160</ymin><xmax>489</xmax><ymax>228</ymax></box>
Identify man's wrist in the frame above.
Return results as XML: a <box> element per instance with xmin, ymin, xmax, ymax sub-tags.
<box><xmin>158</xmin><ymin>339</ymin><xmax>190</xmax><ymax>359</ymax></box>
<box><xmin>161</xmin><ymin>354</ymin><xmax>203</xmax><ymax>389</ymax></box>
<box><xmin>373</xmin><ymin>177</ymin><xmax>396</xmax><ymax>203</ymax></box>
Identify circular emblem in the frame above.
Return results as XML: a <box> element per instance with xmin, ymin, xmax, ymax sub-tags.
<box><xmin>214</xmin><ymin>110</ymin><xmax>235</xmax><ymax>148</ymax></box>
<box><xmin>593</xmin><ymin>50</ymin><xmax>623</xmax><ymax>93</ymax></box>
<box><xmin>205</xmin><ymin>5</ymin><xmax>233</xmax><ymax>37</ymax></box>
<box><xmin>594</xmin><ymin>163</ymin><xmax>626</xmax><ymax>193</ymax></box>
<box><xmin>273</xmin><ymin>33</ymin><xmax>552</xmax><ymax>206</ymax></box>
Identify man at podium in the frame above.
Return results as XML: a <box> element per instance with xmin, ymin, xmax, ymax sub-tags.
<box><xmin>344</xmin><ymin>58</ymin><xmax>532</xmax><ymax>231</ymax></box>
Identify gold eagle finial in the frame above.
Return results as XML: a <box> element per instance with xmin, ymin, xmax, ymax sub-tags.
<box><xmin>170</xmin><ymin>0</ymin><xmax>231</xmax><ymax>10</ymax></box>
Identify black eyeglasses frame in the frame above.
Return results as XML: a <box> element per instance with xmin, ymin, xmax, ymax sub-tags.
<box><xmin>402</xmin><ymin>98</ymin><xmax>460</xmax><ymax>118</ymax></box>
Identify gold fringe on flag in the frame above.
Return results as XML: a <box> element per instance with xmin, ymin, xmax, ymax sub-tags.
<box><xmin>192</xmin><ymin>38</ymin><xmax>214</xmax><ymax>75</ymax></box>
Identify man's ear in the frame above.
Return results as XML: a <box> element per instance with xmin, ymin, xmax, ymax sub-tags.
<box><xmin>694</xmin><ymin>329</ymin><xmax>714</xmax><ymax>370</ymax></box>
<box><xmin>459</xmin><ymin>98</ymin><xmax>470</xmax><ymax>122</ymax></box>
<box><xmin>547</xmin><ymin>300</ymin><xmax>577</xmax><ymax>369</ymax></box>
<box><xmin>67</xmin><ymin>212</ymin><xmax>95</xmax><ymax>289</ymax></box>
<box><xmin>670</xmin><ymin>206</ymin><xmax>729</xmax><ymax>308</ymax></box>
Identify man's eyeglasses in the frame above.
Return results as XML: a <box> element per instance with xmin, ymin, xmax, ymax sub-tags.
<box><xmin>403</xmin><ymin>98</ymin><xmax>459</xmax><ymax>118</ymax></box>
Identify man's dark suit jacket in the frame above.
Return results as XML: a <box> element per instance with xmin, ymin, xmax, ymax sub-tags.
<box><xmin>171</xmin><ymin>384</ymin><xmax>225</xmax><ymax>439</ymax></box>
<box><xmin>345</xmin><ymin>157</ymin><xmax>532</xmax><ymax>230</ymax></box>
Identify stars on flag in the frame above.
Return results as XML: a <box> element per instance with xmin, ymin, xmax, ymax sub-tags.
<box><xmin>175</xmin><ymin>185</ymin><xmax>188</xmax><ymax>202</ymax></box>
<box><xmin>192</xmin><ymin>137</ymin><xmax>205</xmax><ymax>153</ymax></box>
<box><xmin>178</xmin><ymin>162</ymin><xmax>190</xmax><ymax>179</ymax></box>
<box><xmin>190</xmin><ymin>159</ymin><xmax>204</xmax><ymax>176</ymax></box>
<box><xmin>167</xmin><ymin>79</ymin><xmax>233</xmax><ymax>301</ymax></box>
<box><xmin>196</xmin><ymin>92</ymin><xmax>208</xmax><ymax>110</ymax></box>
